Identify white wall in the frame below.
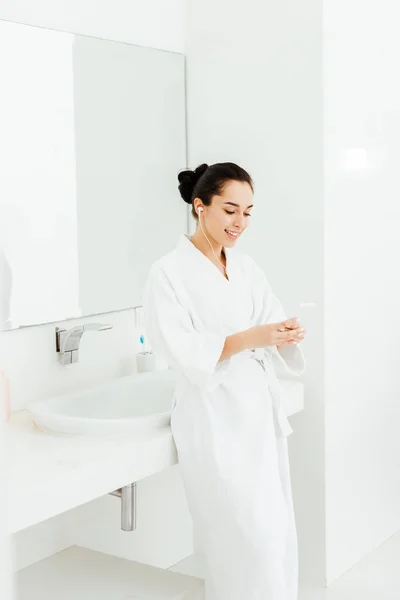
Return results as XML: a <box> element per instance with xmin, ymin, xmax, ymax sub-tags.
<box><xmin>324</xmin><ymin>0</ymin><xmax>400</xmax><ymax>584</ymax></box>
<box><xmin>0</xmin><ymin>0</ymin><xmax>191</xmax><ymax>575</ymax></box>
<box><xmin>184</xmin><ymin>0</ymin><xmax>325</xmax><ymax>587</ymax></box>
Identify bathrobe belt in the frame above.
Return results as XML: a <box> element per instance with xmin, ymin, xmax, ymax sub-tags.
<box><xmin>232</xmin><ymin>348</ymin><xmax>294</xmax><ymax>438</ymax></box>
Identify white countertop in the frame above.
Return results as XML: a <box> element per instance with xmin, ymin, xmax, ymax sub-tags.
<box><xmin>6</xmin><ymin>379</ymin><xmax>303</xmax><ymax>535</ymax></box>
<box><xmin>5</xmin><ymin>411</ymin><xmax>178</xmax><ymax>534</ymax></box>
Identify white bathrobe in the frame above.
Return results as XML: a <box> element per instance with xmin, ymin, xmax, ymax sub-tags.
<box><xmin>143</xmin><ymin>234</ymin><xmax>305</xmax><ymax>600</ymax></box>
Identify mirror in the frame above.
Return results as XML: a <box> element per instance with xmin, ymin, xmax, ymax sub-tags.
<box><xmin>0</xmin><ymin>20</ymin><xmax>187</xmax><ymax>331</ymax></box>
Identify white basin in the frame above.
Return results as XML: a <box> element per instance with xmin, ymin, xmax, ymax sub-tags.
<box><xmin>28</xmin><ymin>369</ymin><xmax>178</xmax><ymax>436</ymax></box>
<box><xmin>28</xmin><ymin>369</ymin><xmax>304</xmax><ymax>437</ymax></box>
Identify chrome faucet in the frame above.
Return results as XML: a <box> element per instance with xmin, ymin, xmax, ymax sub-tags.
<box><xmin>55</xmin><ymin>323</ymin><xmax>113</xmax><ymax>365</ymax></box>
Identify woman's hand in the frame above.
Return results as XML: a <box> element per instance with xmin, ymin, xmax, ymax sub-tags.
<box><xmin>276</xmin><ymin>317</ymin><xmax>306</xmax><ymax>349</ymax></box>
<box><xmin>219</xmin><ymin>318</ymin><xmax>306</xmax><ymax>363</ymax></box>
<box><xmin>249</xmin><ymin>318</ymin><xmax>305</xmax><ymax>349</ymax></box>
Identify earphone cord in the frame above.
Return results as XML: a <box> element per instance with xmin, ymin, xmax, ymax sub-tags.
<box><xmin>198</xmin><ymin>212</ymin><xmax>226</xmax><ymax>272</ymax></box>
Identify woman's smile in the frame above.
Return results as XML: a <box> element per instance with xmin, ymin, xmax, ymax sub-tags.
<box><xmin>225</xmin><ymin>229</ymin><xmax>241</xmax><ymax>240</ymax></box>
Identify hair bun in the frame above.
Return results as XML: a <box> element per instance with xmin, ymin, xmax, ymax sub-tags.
<box><xmin>178</xmin><ymin>163</ymin><xmax>209</xmax><ymax>204</ymax></box>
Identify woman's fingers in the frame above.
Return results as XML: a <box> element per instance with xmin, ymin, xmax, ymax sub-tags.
<box><xmin>282</xmin><ymin>317</ymin><xmax>298</xmax><ymax>330</ymax></box>
<box><xmin>276</xmin><ymin>329</ymin><xmax>299</xmax><ymax>342</ymax></box>
<box><xmin>276</xmin><ymin>324</ymin><xmax>306</xmax><ymax>344</ymax></box>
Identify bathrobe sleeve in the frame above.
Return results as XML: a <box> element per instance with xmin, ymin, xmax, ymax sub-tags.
<box><xmin>249</xmin><ymin>257</ymin><xmax>306</xmax><ymax>377</ymax></box>
<box><xmin>143</xmin><ymin>265</ymin><xmax>230</xmax><ymax>391</ymax></box>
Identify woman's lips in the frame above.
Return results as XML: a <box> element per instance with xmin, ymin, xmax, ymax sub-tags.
<box><xmin>225</xmin><ymin>229</ymin><xmax>240</xmax><ymax>240</ymax></box>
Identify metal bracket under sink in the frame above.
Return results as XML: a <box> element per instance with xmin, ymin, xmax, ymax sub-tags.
<box><xmin>109</xmin><ymin>483</ymin><xmax>137</xmax><ymax>531</ymax></box>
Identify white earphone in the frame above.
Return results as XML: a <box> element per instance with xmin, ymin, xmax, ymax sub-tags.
<box><xmin>195</xmin><ymin>206</ymin><xmax>226</xmax><ymax>273</ymax></box>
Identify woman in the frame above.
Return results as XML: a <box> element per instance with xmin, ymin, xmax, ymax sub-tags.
<box><xmin>143</xmin><ymin>162</ymin><xmax>306</xmax><ymax>600</ymax></box>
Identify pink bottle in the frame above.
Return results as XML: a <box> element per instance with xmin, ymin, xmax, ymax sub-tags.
<box><xmin>0</xmin><ymin>369</ymin><xmax>11</xmax><ymax>421</ymax></box>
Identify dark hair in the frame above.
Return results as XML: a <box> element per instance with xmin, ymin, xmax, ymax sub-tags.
<box><xmin>178</xmin><ymin>162</ymin><xmax>253</xmax><ymax>219</ymax></box>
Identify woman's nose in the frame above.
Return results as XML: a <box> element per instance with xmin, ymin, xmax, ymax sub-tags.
<box><xmin>233</xmin><ymin>215</ymin><xmax>246</xmax><ymax>229</ymax></box>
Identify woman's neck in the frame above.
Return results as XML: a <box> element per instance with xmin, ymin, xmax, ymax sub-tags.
<box><xmin>189</xmin><ymin>228</ymin><xmax>224</xmax><ymax>262</ymax></box>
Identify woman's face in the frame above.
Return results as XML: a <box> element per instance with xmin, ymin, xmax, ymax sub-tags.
<box><xmin>196</xmin><ymin>180</ymin><xmax>254</xmax><ymax>247</ymax></box>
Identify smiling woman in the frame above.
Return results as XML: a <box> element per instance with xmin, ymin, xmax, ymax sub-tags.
<box><xmin>178</xmin><ymin>162</ymin><xmax>254</xmax><ymax>277</ymax></box>
<box><xmin>143</xmin><ymin>161</ymin><xmax>306</xmax><ymax>600</ymax></box>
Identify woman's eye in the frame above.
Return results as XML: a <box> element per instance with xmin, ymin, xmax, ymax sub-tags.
<box><xmin>224</xmin><ymin>210</ymin><xmax>252</xmax><ymax>217</ymax></box>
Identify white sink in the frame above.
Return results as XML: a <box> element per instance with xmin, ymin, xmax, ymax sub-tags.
<box><xmin>28</xmin><ymin>369</ymin><xmax>178</xmax><ymax>436</ymax></box>
<box><xmin>28</xmin><ymin>369</ymin><xmax>304</xmax><ymax>437</ymax></box>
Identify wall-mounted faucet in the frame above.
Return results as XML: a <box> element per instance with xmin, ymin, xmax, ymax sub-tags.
<box><xmin>55</xmin><ymin>323</ymin><xmax>113</xmax><ymax>365</ymax></box>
